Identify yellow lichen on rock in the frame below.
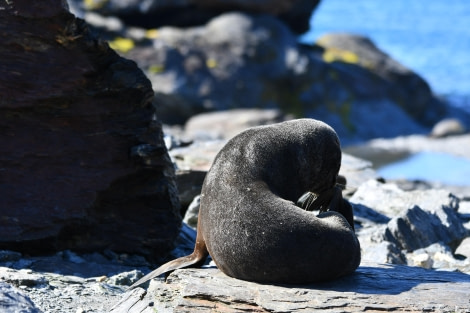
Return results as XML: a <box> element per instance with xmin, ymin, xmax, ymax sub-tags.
<box><xmin>108</xmin><ymin>37</ymin><xmax>135</xmax><ymax>54</ymax></box>
<box><xmin>322</xmin><ymin>47</ymin><xmax>359</xmax><ymax>64</ymax></box>
<box><xmin>206</xmin><ymin>58</ymin><xmax>217</xmax><ymax>69</ymax></box>
<box><xmin>84</xmin><ymin>0</ymin><xmax>108</xmax><ymax>10</ymax></box>
<box><xmin>149</xmin><ymin>64</ymin><xmax>165</xmax><ymax>74</ymax></box>
<box><xmin>145</xmin><ymin>29</ymin><xmax>159</xmax><ymax>39</ymax></box>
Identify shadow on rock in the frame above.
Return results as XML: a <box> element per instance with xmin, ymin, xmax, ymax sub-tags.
<box><xmin>306</xmin><ymin>262</ymin><xmax>470</xmax><ymax>295</ymax></box>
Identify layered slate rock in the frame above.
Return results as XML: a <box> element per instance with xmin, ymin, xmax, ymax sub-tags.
<box><xmin>0</xmin><ymin>0</ymin><xmax>180</xmax><ymax>259</ymax></box>
<box><xmin>110</xmin><ymin>264</ymin><xmax>470</xmax><ymax>312</ymax></box>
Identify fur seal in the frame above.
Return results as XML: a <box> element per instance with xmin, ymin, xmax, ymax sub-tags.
<box><xmin>130</xmin><ymin>118</ymin><xmax>361</xmax><ymax>288</ymax></box>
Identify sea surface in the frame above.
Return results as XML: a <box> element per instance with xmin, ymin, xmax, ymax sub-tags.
<box><xmin>301</xmin><ymin>0</ymin><xmax>470</xmax><ymax>113</ymax></box>
<box><xmin>377</xmin><ymin>152</ymin><xmax>470</xmax><ymax>186</ymax></box>
<box><xmin>300</xmin><ymin>1</ymin><xmax>470</xmax><ymax>186</ymax></box>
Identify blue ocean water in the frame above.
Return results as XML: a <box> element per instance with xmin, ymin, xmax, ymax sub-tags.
<box><xmin>377</xmin><ymin>152</ymin><xmax>470</xmax><ymax>186</ymax></box>
<box><xmin>301</xmin><ymin>0</ymin><xmax>470</xmax><ymax>113</ymax></box>
<box><xmin>300</xmin><ymin>1</ymin><xmax>470</xmax><ymax>186</ymax></box>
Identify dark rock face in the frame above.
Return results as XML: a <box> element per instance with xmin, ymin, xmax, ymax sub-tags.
<box><xmin>0</xmin><ymin>0</ymin><xmax>180</xmax><ymax>260</ymax></box>
<box><xmin>74</xmin><ymin>0</ymin><xmax>320</xmax><ymax>34</ymax></box>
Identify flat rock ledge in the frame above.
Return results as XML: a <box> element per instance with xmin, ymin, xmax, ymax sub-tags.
<box><xmin>111</xmin><ymin>262</ymin><xmax>470</xmax><ymax>313</ymax></box>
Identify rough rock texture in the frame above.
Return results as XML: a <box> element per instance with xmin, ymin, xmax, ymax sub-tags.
<box><xmin>72</xmin><ymin>0</ymin><xmax>320</xmax><ymax>34</ymax></box>
<box><xmin>0</xmin><ymin>0</ymin><xmax>180</xmax><ymax>259</ymax></box>
<box><xmin>0</xmin><ymin>264</ymin><xmax>129</xmax><ymax>313</ymax></box>
<box><xmin>385</xmin><ymin>204</ymin><xmax>466</xmax><ymax>251</ymax></box>
<box><xmin>0</xmin><ymin>281</ymin><xmax>42</xmax><ymax>313</ymax></box>
<box><xmin>350</xmin><ymin>179</ymin><xmax>469</xmax><ymax>272</ymax></box>
<box><xmin>110</xmin><ymin>264</ymin><xmax>470</xmax><ymax>312</ymax></box>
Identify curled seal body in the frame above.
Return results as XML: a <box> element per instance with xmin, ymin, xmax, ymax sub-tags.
<box><xmin>130</xmin><ymin>118</ymin><xmax>361</xmax><ymax>288</ymax></box>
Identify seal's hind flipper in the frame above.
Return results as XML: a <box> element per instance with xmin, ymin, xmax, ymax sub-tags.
<box><xmin>127</xmin><ymin>254</ymin><xmax>202</xmax><ymax>289</ymax></box>
<box><xmin>128</xmin><ymin>236</ymin><xmax>209</xmax><ymax>290</ymax></box>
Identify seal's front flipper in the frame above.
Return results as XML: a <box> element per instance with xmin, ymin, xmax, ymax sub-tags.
<box><xmin>296</xmin><ymin>191</ymin><xmax>318</xmax><ymax>210</ymax></box>
<box><xmin>296</xmin><ymin>188</ymin><xmax>335</xmax><ymax>212</ymax></box>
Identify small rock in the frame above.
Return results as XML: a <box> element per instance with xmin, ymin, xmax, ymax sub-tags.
<box><xmin>108</xmin><ymin>270</ymin><xmax>144</xmax><ymax>286</ymax></box>
<box><xmin>97</xmin><ymin>276</ymin><xmax>108</xmax><ymax>283</ymax></box>
<box><xmin>408</xmin><ymin>253</ymin><xmax>433</xmax><ymax>269</ymax></box>
<box><xmin>430</xmin><ymin>118</ymin><xmax>466</xmax><ymax>137</ymax></box>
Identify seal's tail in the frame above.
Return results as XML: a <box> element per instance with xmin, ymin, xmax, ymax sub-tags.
<box><xmin>128</xmin><ymin>237</ymin><xmax>209</xmax><ymax>290</ymax></box>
